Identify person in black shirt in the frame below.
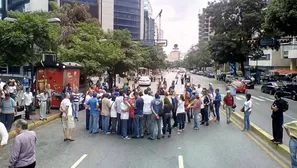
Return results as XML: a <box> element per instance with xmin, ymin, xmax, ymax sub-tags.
<box><xmin>162</xmin><ymin>97</ymin><xmax>173</xmax><ymax>138</ymax></box>
<box><xmin>271</xmin><ymin>91</ymin><xmax>285</xmax><ymax>144</ymax></box>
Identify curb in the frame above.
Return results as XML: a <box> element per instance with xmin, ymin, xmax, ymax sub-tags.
<box><xmin>8</xmin><ymin>113</ymin><xmax>61</xmax><ymax>139</ymax></box>
<box><xmin>230</xmin><ymin>111</ymin><xmax>290</xmax><ymax>159</ymax></box>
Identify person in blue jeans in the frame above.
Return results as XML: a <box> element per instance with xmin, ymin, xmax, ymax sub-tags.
<box><xmin>242</xmin><ymin>93</ymin><xmax>252</xmax><ymax>131</ymax></box>
<box><xmin>148</xmin><ymin>93</ymin><xmax>163</xmax><ymax>140</ymax></box>
<box><xmin>284</xmin><ymin>121</ymin><xmax>297</xmax><ymax>167</ymax></box>
<box><xmin>87</xmin><ymin>92</ymin><xmax>100</xmax><ymax>134</ymax></box>
<box><xmin>0</xmin><ymin>93</ymin><xmax>17</xmax><ymax>132</ymax></box>
<box><xmin>191</xmin><ymin>95</ymin><xmax>202</xmax><ymax>130</ymax></box>
<box><xmin>132</xmin><ymin>92</ymin><xmax>144</xmax><ymax>139</ymax></box>
<box><xmin>214</xmin><ymin>89</ymin><xmax>222</xmax><ymax>123</ymax></box>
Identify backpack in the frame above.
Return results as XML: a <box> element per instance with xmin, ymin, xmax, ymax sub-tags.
<box><xmin>282</xmin><ymin>99</ymin><xmax>289</xmax><ymax>112</ymax></box>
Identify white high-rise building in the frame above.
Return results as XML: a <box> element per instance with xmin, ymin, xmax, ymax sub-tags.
<box><xmin>100</xmin><ymin>0</ymin><xmax>114</xmax><ymax>31</ymax></box>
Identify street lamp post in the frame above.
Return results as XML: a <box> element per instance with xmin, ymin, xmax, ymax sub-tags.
<box><xmin>4</xmin><ymin>17</ymin><xmax>61</xmax><ymax>108</ymax></box>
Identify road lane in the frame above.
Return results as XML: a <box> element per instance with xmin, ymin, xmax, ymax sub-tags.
<box><xmin>188</xmin><ymin>73</ymin><xmax>295</xmax><ymax>146</ymax></box>
<box><xmin>0</xmin><ymin>72</ymin><xmax>283</xmax><ymax>168</ymax></box>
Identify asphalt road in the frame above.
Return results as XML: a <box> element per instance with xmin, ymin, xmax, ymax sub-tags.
<box><xmin>0</xmin><ymin>72</ymin><xmax>282</xmax><ymax>168</ymax></box>
<box><xmin>186</xmin><ymin>72</ymin><xmax>295</xmax><ymax>147</ymax></box>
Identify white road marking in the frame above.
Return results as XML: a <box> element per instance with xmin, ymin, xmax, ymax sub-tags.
<box><xmin>251</xmin><ymin>96</ymin><xmax>265</xmax><ymax>102</ymax></box>
<box><xmin>255</xmin><ymin>102</ymin><xmax>260</xmax><ymax>105</ymax></box>
<box><xmin>235</xmin><ymin>95</ymin><xmax>243</xmax><ymax>100</ymax></box>
<box><xmin>284</xmin><ymin>114</ymin><xmax>297</xmax><ymax>120</ymax></box>
<box><xmin>258</xmin><ymin>96</ymin><xmax>274</xmax><ymax>102</ymax></box>
<box><xmin>178</xmin><ymin>155</ymin><xmax>184</xmax><ymax>168</ymax></box>
<box><xmin>71</xmin><ymin>154</ymin><xmax>88</xmax><ymax>168</ymax></box>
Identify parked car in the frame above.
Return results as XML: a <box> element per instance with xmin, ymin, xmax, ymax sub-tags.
<box><xmin>225</xmin><ymin>75</ymin><xmax>234</xmax><ymax>83</ymax></box>
<box><xmin>138</xmin><ymin>76</ymin><xmax>151</xmax><ymax>86</ymax></box>
<box><xmin>280</xmin><ymin>83</ymin><xmax>297</xmax><ymax>100</ymax></box>
<box><xmin>207</xmin><ymin>73</ymin><xmax>215</xmax><ymax>78</ymax></box>
<box><xmin>217</xmin><ymin>74</ymin><xmax>226</xmax><ymax>81</ymax></box>
<box><xmin>261</xmin><ymin>82</ymin><xmax>284</xmax><ymax>95</ymax></box>
<box><xmin>196</xmin><ymin>71</ymin><xmax>203</xmax><ymax>75</ymax></box>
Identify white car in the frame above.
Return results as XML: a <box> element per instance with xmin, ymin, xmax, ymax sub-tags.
<box><xmin>138</xmin><ymin>76</ymin><xmax>151</xmax><ymax>86</ymax></box>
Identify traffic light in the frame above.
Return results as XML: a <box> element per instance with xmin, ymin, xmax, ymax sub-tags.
<box><xmin>247</xmin><ymin>40</ymin><xmax>258</xmax><ymax>45</ymax></box>
<box><xmin>278</xmin><ymin>39</ymin><xmax>291</xmax><ymax>43</ymax></box>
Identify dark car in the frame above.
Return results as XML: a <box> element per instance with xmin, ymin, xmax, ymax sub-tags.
<box><xmin>261</xmin><ymin>82</ymin><xmax>284</xmax><ymax>95</ymax></box>
<box><xmin>207</xmin><ymin>73</ymin><xmax>215</xmax><ymax>78</ymax></box>
<box><xmin>281</xmin><ymin>83</ymin><xmax>297</xmax><ymax>100</ymax></box>
<box><xmin>217</xmin><ymin>74</ymin><xmax>226</xmax><ymax>81</ymax></box>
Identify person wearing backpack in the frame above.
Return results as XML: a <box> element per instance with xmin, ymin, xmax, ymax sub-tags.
<box><xmin>271</xmin><ymin>91</ymin><xmax>288</xmax><ymax>144</ymax></box>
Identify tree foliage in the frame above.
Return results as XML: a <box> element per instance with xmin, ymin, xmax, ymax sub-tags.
<box><xmin>203</xmin><ymin>0</ymin><xmax>266</xmax><ymax>74</ymax></box>
<box><xmin>0</xmin><ymin>1</ymin><xmax>166</xmax><ymax>88</ymax></box>
<box><xmin>264</xmin><ymin>0</ymin><xmax>297</xmax><ymax>37</ymax></box>
<box><xmin>0</xmin><ymin>12</ymin><xmax>52</xmax><ymax>66</ymax></box>
<box><xmin>183</xmin><ymin>43</ymin><xmax>212</xmax><ymax>69</ymax></box>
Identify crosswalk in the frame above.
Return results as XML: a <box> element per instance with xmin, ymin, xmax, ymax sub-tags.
<box><xmin>220</xmin><ymin>94</ymin><xmax>274</xmax><ymax>103</ymax></box>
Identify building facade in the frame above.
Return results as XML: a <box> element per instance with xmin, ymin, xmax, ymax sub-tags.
<box><xmin>114</xmin><ymin>0</ymin><xmax>143</xmax><ymax>40</ymax></box>
<box><xmin>167</xmin><ymin>45</ymin><xmax>181</xmax><ymax>62</ymax></box>
<box><xmin>143</xmin><ymin>0</ymin><xmax>154</xmax><ymax>42</ymax></box>
<box><xmin>100</xmin><ymin>0</ymin><xmax>114</xmax><ymax>31</ymax></box>
<box><xmin>198</xmin><ymin>8</ymin><xmax>212</xmax><ymax>44</ymax></box>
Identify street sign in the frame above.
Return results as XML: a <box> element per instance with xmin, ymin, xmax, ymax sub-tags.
<box><xmin>0</xmin><ymin>67</ymin><xmax>7</xmax><ymax>74</ymax></box>
<box><xmin>260</xmin><ymin>38</ymin><xmax>275</xmax><ymax>46</ymax></box>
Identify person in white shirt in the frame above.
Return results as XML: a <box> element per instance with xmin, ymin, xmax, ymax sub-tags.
<box><xmin>110</xmin><ymin>96</ymin><xmax>117</xmax><ymax>134</ymax></box>
<box><xmin>60</xmin><ymin>93</ymin><xmax>75</xmax><ymax>141</ymax></box>
<box><xmin>8</xmin><ymin>80</ymin><xmax>17</xmax><ymax>100</ymax></box>
<box><xmin>242</xmin><ymin>93</ymin><xmax>253</xmax><ymax>131</ymax></box>
<box><xmin>176</xmin><ymin>95</ymin><xmax>186</xmax><ymax>133</ymax></box>
<box><xmin>142</xmin><ymin>89</ymin><xmax>154</xmax><ymax>135</ymax></box>
<box><xmin>0</xmin><ymin>121</ymin><xmax>8</xmax><ymax>150</ymax></box>
<box><xmin>36</xmin><ymin>90</ymin><xmax>48</xmax><ymax>120</ymax></box>
<box><xmin>121</xmin><ymin>96</ymin><xmax>131</xmax><ymax>139</ymax></box>
<box><xmin>84</xmin><ymin>91</ymin><xmax>93</xmax><ymax>130</ymax></box>
<box><xmin>22</xmin><ymin>88</ymin><xmax>33</xmax><ymax>120</ymax></box>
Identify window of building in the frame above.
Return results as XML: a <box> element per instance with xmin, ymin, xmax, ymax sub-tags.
<box><xmin>114</xmin><ymin>19</ymin><xmax>140</xmax><ymax>27</ymax></box>
<box><xmin>115</xmin><ymin>0</ymin><xmax>140</xmax><ymax>9</ymax></box>
<box><xmin>259</xmin><ymin>54</ymin><xmax>271</xmax><ymax>60</ymax></box>
<box><xmin>8</xmin><ymin>66</ymin><xmax>20</xmax><ymax>74</ymax></box>
<box><xmin>114</xmin><ymin>6</ymin><xmax>140</xmax><ymax>15</ymax></box>
<box><xmin>283</xmin><ymin>51</ymin><xmax>289</xmax><ymax>59</ymax></box>
<box><xmin>114</xmin><ymin>13</ymin><xmax>140</xmax><ymax>21</ymax></box>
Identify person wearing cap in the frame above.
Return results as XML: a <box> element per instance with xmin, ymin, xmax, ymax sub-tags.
<box><xmin>223</xmin><ymin>90</ymin><xmax>234</xmax><ymax>124</ymax></box>
<box><xmin>86</xmin><ymin>92</ymin><xmax>100</xmax><ymax>134</ymax></box>
<box><xmin>60</xmin><ymin>93</ymin><xmax>75</xmax><ymax>141</ymax></box>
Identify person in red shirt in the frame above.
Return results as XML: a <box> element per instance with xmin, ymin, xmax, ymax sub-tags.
<box><xmin>223</xmin><ymin>90</ymin><xmax>235</xmax><ymax>124</ymax></box>
<box><xmin>127</xmin><ymin>95</ymin><xmax>136</xmax><ymax>135</ymax></box>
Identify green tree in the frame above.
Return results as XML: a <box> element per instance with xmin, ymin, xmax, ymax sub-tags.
<box><xmin>141</xmin><ymin>45</ymin><xmax>167</xmax><ymax>69</ymax></box>
<box><xmin>183</xmin><ymin>43</ymin><xmax>212</xmax><ymax>70</ymax></box>
<box><xmin>58</xmin><ymin>22</ymin><xmax>121</xmax><ymax>79</ymax></box>
<box><xmin>205</xmin><ymin>0</ymin><xmax>266</xmax><ymax>75</ymax></box>
<box><xmin>264</xmin><ymin>0</ymin><xmax>297</xmax><ymax>37</ymax></box>
<box><xmin>0</xmin><ymin>12</ymin><xmax>53</xmax><ymax>66</ymax></box>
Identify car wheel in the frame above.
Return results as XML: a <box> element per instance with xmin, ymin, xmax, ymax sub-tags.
<box><xmin>269</xmin><ymin>90</ymin><xmax>273</xmax><ymax>95</ymax></box>
<box><xmin>261</xmin><ymin>87</ymin><xmax>265</xmax><ymax>93</ymax></box>
<box><xmin>292</xmin><ymin>94</ymin><xmax>297</xmax><ymax>101</ymax></box>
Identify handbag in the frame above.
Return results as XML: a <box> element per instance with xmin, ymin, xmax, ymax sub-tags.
<box><xmin>240</xmin><ymin>107</ymin><xmax>244</xmax><ymax>112</ymax></box>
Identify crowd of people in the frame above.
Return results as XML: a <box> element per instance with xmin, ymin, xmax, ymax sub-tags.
<box><xmin>0</xmin><ymin>71</ymin><xmax>296</xmax><ymax>168</ymax></box>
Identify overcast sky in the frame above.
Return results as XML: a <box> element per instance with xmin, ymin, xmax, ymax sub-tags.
<box><xmin>150</xmin><ymin>0</ymin><xmax>209</xmax><ymax>54</ymax></box>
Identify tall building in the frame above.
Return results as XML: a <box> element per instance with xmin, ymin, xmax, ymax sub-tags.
<box><xmin>100</xmin><ymin>0</ymin><xmax>114</xmax><ymax>31</ymax></box>
<box><xmin>198</xmin><ymin>8</ymin><xmax>212</xmax><ymax>43</ymax></box>
<box><xmin>143</xmin><ymin>0</ymin><xmax>154</xmax><ymax>42</ymax></box>
<box><xmin>114</xmin><ymin>0</ymin><xmax>144</xmax><ymax>40</ymax></box>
